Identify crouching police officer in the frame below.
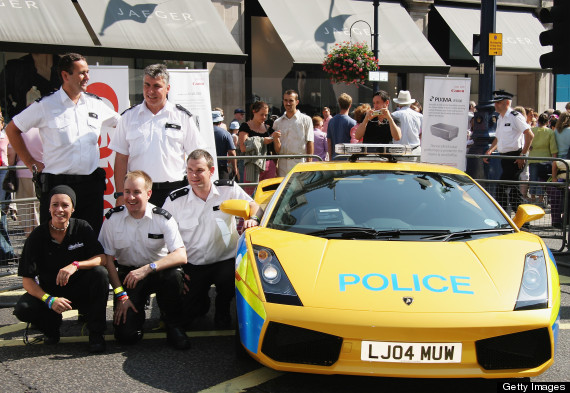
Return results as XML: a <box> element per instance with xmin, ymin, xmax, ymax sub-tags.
<box><xmin>99</xmin><ymin>170</ymin><xmax>190</xmax><ymax>349</ymax></box>
<box><xmin>163</xmin><ymin>149</ymin><xmax>260</xmax><ymax>329</ymax></box>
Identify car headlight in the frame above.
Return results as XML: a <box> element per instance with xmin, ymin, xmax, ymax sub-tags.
<box><xmin>514</xmin><ymin>250</ymin><xmax>548</xmax><ymax>310</ymax></box>
<box><xmin>253</xmin><ymin>245</ymin><xmax>302</xmax><ymax>306</ymax></box>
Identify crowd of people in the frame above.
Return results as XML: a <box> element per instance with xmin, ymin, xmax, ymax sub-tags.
<box><xmin>2</xmin><ymin>51</ymin><xmax>570</xmax><ymax>354</ymax></box>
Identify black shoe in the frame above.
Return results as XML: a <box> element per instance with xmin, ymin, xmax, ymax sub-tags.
<box><xmin>88</xmin><ymin>333</ymin><xmax>106</xmax><ymax>353</ymax></box>
<box><xmin>214</xmin><ymin>313</ymin><xmax>231</xmax><ymax>330</ymax></box>
<box><xmin>166</xmin><ymin>327</ymin><xmax>191</xmax><ymax>350</ymax></box>
<box><xmin>115</xmin><ymin>330</ymin><xmax>143</xmax><ymax>345</ymax></box>
<box><xmin>44</xmin><ymin>334</ymin><xmax>60</xmax><ymax>345</ymax></box>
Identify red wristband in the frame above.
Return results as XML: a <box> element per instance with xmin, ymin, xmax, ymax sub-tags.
<box><xmin>72</xmin><ymin>261</ymin><xmax>79</xmax><ymax>270</ymax></box>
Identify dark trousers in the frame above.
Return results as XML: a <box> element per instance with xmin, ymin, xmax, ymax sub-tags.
<box><xmin>496</xmin><ymin>150</ymin><xmax>525</xmax><ymax>212</ymax></box>
<box><xmin>150</xmin><ymin>178</ymin><xmax>188</xmax><ymax>208</ymax></box>
<box><xmin>13</xmin><ymin>266</ymin><xmax>109</xmax><ymax>336</ymax></box>
<box><xmin>183</xmin><ymin>258</ymin><xmax>235</xmax><ymax>322</ymax></box>
<box><xmin>39</xmin><ymin>168</ymin><xmax>106</xmax><ymax>235</ymax></box>
<box><xmin>114</xmin><ymin>265</ymin><xmax>184</xmax><ymax>343</ymax></box>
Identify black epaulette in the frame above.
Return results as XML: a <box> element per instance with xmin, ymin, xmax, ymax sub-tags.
<box><xmin>121</xmin><ymin>103</ymin><xmax>141</xmax><ymax>116</ymax></box>
<box><xmin>214</xmin><ymin>179</ymin><xmax>234</xmax><ymax>187</ymax></box>
<box><xmin>105</xmin><ymin>205</ymin><xmax>124</xmax><ymax>219</ymax></box>
<box><xmin>175</xmin><ymin>104</ymin><xmax>193</xmax><ymax>117</ymax></box>
<box><xmin>168</xmin><ymin>187</ymin><xmax>189</xmax><ymax>201</ymax></box>
<box><xmin>35</xmin><ymin>90</ymin><xmax>57</xmax><ymax>103</ymax></box>
<box><xmin>85</xmin><ymin>92</ymin><xmax>102</xmax><ymax>100</ymax></box>
<box><xmin>152</xmin><ymin>207</ymin><xmax>172</xmax><ymax>220</ymax></box>
<box><xmin>511</xmin><ymin>110</ymin><xmax>519</xmax><ymax>116</ymax></box>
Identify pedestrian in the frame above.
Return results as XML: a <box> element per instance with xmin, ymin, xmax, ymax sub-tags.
<box><xmin>5</xmin><ymin>53</ymin><xmax>119</xmax><ymax>235</ymax></box>
<box><xmin>528</xmin><ymin>113</ymin><xmax>557</xmax><ymax>206</ymax></box>
<box><xmin>110</xmin><ymin>64</ymin><xmax>206</xmax><ymax>208</ymax></box>
<box><xmin>350</xmin><ymin>104</ymin><xmax>370</xmax><ymax>144</ymax></box>
<box><xmin>354</xmin><ymin>90</ymin><xmax>401</xmax><ymax>144</ymax></box>
<box><xmin>0</xmin><ymin>109</ymin><xmax>16</xmax><ymax>264</ymax></box>
<box><xmin>212</xmin><ymin>110</ymin><xmax>238</xmax><ymax>180</ymax></box>
<box><xmin>238</xmin><ymin>101</ymin><xmax>277</xmax><ymax>193</ymax></box>
<box><xmin>212</xmin><ymin>107</ymin><xmax>228</xmax><ymax>131</ymax></box>
<box><xmin>99</xmin><ymin>171</ymin><xmax>190</xmax><ymax>349</ymax></box>
<box><xmin>327</xmin><ymin>93</ymin><xmax>356</xmax><ymax>159</ymax></box>
<box><xmin>391</xmin><ymin>90</ymin><xmax>422</xmax><ymax>156</ymax></box>
<box><xmin>273</xmin><ymin>90</ymin><xmax>314</xmax><ymax>177</ymax></box>
<box><xmin>312</xmin><ymin>115</ymin><xmax>328</xmax><ymax>161</ymax></box>
<box><xmin>13</xmin><ymin>185</ymin><xmax>108</xmax><ymax>352</ymax></box>
<box><xmin>163</xmin><ymin>149</ymin><xmax>260</xmax><ymax>329</ymax></box>
<box><xmin>484</xmin><ymin>90</ymin><xmax>534</xmax><ymax>213</ymax></box>
<box><xmin>322</xmin><ymin>106</ymin><xmax>333</xmax><ymax>135</ymax></box>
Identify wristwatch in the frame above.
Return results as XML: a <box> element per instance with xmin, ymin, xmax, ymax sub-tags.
<box><xmin>149</xmin><ymin>262</ymin><xmax>157</xmax><ymax>273</ymax></box>
<box><xmin>114</xmin><ymin>192</ymin><xmax>123</xmax><ymax>199</ymax></box>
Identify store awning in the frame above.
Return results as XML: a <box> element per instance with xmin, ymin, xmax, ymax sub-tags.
<box><xmin>0</xmin><ymin>0</ymin><xmax>246</xmax><ymax>63</ymax></box>
<box><xmin>257</xmin><ymin>0</ymin><xmax>448</xmax><ymax>73</ymax></box>
<box><xmin>76</xmin><ymin>0</ymin><xmax>246</xmax><ymax>63</ymax></box>
<box><xmin>434</xmin><ymin>5</ymin><xmax>548</xmax><ymax>71</ymax></box>
<box><xmin>0</xmin><ymin>0</ymin><xmax>94</xmax><ymax>52</ymax></box>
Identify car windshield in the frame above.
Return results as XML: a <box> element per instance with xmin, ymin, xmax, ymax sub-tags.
<box><xmin>266</xmin><ymin>170</ymin><xmax>512</xmax><ymax>240</ymax></box>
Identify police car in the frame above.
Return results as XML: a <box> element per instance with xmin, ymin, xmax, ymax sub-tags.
<box><xmin>221</xmin><ymin>144</ymin><xmax>561</xmax><ymax>379</ymax></box>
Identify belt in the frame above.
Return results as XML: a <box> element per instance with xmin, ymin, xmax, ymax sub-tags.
<box><xmin>42</xmin><ymin>168</ymin><xmax>102</xmax><ymax>185</ymax></box>
<box><xmin>152</xmin><ymin>178</ymin><xmax>187</xmax><ymax>190</ymax></box>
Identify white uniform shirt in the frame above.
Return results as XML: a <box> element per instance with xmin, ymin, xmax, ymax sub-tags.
<box><xmin>163</xmin><ymin>181</ymin><xmax>253</xmax><ymax>266</ymax></box>
<box><xmin>495</xmin><ymin>108</ymin><xmax>530</xmax><ymax>153</ymax></box>
<box><xmin>273</xmin><ymin>110</ymin><xmax>313</xmax><ymax>176</ymax></box>
<box><xmin>13</xmin><ymin>88</ymin><xmax>119</xmax><ymax>175</ymax></box>
<box><xmin>391</xmin><ymin>106</ymin><xmax>422</xmax><ymax>146</ymax></box>
<box><xmin>109</xmin><ymin>100</ymin><xmax>206</xmax><ymax>183</ymax></box>
<box><xmin>98</xmin><ymin>202</ymin><xmax>184</xmax><ymax>267</ymax></box>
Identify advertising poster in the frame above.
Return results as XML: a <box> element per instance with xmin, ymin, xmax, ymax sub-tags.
<box><xmin>421</xmin><ymin>77</ymin><xmax>471</xmax><ymax>170</ymax></box>
<box><xmin>167</xmin><ymin>69</ymin><xmax>218</xmax><ymax>179</ymax></box>
<box><xmin>86</xmin><ymin>65</ymin><xmax>129</xmax><ymax>213</ymax></box>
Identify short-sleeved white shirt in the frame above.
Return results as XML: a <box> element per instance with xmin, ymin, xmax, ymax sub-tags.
<box><xmin>391</xmin><ymin>107</ymin><xmax>422</xmax><ymax>146</ymax></box>
<box><xmin>273</xmin><ymin>110</ymin><xmax>314</xmax><ymax>176</ymax></box>
<box><xmin>109</xmin><ymin>100</ymin><xmax>206</xmax><ymax>183</ymax></box>
<box><xmin>496</xmin><ymin>108</ymin><xmax>530</xmax><ymax>153</ymax></box>
<box><xmin>98</xmin><ymin>202</ymin><xmax>184</xmax><ymax>267</ymax></box>
<box><xmin>163</xmin><ymin>181</ymin><xmax>253</xmax><ymax>266</ymax></box>
<box><xmin>13</xmin><ymin>88</ymin><xmax>119</xmax><ymax>175</ymax></box>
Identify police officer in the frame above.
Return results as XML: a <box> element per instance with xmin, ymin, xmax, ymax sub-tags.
<box><xmin>163</xmin><ymin>149</ymin><xmax>260</xmax><ymax>329</ymax></box>
<box><xmin>99</xmin><ymin>170</ymin><xmax>190</xmax><ymax>349</ymax></box>
<box><xmin>484</xmin><ymin>90</ymin><xmax>534</xmax><ymax>212</ymax></box>
<box><xmin>6</xmin><ymin>53</ymin><xmax>120</xmax><ymax>235</ymax></box>
<box><xmin>110</xmin><ymin>64</ymin><xmax>206</xmax><ymax>208</ymax></box>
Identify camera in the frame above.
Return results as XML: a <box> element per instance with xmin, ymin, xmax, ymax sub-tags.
<box><xmin>372</xmin><ymin>109</ymin><xmax>385</xmax><ymax>116</ymax></box>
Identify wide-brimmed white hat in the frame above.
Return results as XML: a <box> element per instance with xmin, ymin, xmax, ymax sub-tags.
<box><xmin>393</xmin><ymin>90</ymin><xmax>415</xmax><ymax>105</ymax></box>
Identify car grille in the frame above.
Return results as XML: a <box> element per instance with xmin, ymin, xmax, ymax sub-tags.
<box><xmin>261</xmin><ymin>322</ymin><xmax>343</xmax><ymax>366</ymax></box>
<box><xmin>476</xmin><ymin>328</ymin><xmax>551</xmax><ymax>370</ymax></box>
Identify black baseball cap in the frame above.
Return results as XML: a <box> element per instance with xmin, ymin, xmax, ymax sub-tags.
<box><xmin>234</xmin><ymin>108</ymin><xmax>245</xmax><ymax>114</ymax></box>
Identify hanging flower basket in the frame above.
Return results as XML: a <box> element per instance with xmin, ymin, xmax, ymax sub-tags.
<box><xmin>322</xmin><ymin>41</ymin><xmax>379</xmax><ymax>85</ymax></box>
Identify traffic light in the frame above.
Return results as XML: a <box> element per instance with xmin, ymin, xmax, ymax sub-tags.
<box><xmin>539</xmin><ymin>0</ymin><xmax>570</xmax><ymax>74</ymax></box>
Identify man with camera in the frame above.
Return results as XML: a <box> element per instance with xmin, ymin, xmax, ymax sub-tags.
<box><xmin>354</xmin><ymin>90</ymin><xmax>401</xmax><ymax>145</ymax></box>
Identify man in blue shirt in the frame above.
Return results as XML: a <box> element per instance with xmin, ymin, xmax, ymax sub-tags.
<box><xmin>212</xmin><ymin>111</ymin><xmax>238</xmax><ymax>180</ymax></box>
<box><xmin>327</xmin><ymin>93</ymin><xmax>356</xmax><ymax>159</ymax></box>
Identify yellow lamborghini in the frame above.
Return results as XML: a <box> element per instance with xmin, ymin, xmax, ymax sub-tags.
<box><xmin>222</xmin><ymin>144</ymin><xmax>561</xmax><ymax>379</ymax></box>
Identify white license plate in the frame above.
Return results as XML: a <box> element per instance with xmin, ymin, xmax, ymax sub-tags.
<box><xmin>361</xmin><ymin>341</ymin><xmax>462</xmax><ymax>363</ymax></box>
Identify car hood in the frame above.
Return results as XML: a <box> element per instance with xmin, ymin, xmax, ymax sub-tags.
<box><xmin>249</xmin><ymin>228</ymin><xmax>545</xmax><ymax>313</ymax></box>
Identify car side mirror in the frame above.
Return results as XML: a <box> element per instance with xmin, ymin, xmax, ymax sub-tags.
<box><xmin>512</xmin><ymin>204</ymin><xmax>545</xmax><ymax>229</ymax></box>
<box><xmin>220</xmin><ymin>199</ymin><xmax>251</xmax><ymax>219</ymax></box>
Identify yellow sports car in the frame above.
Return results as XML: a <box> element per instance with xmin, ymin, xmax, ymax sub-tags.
<box><xmin>222</xmin><ymin>144</ymin><xmax>561</xmax><ymax>379</ymax></box>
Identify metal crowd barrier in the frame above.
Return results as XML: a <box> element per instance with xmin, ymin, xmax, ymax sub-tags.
<box><xmin>2</xmin><ymin>153</ymin><xmax>569</xmax><ymax>278</ymax></box>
